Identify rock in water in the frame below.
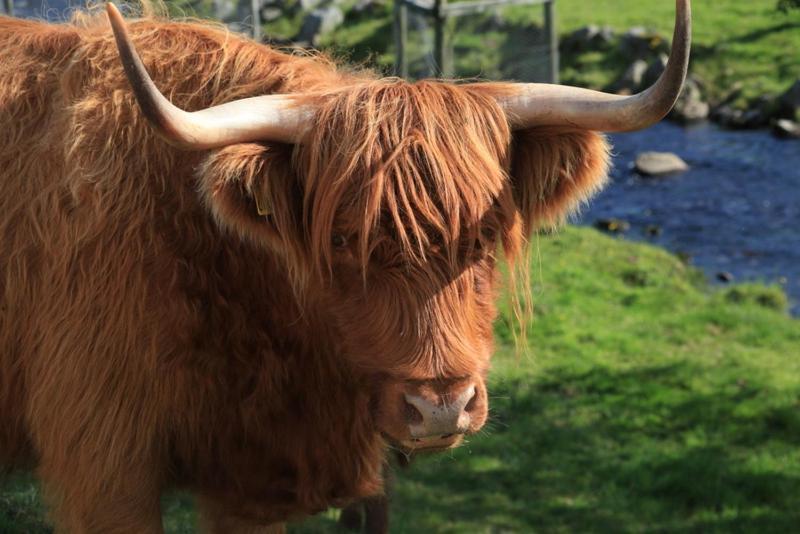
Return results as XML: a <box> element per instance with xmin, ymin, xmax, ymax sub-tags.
<box><xmin>635</xmin><ymin>152</ymin><xmax>690</xmax><ymax>176</ymax></box>
<box><xmin>717</xmin><ymin>272</ymin><xmax>735</xmax><ymax>283</ymax></box>
<box><xmin>773</xmin><ymin>119</ymin><xmax>800</xmax><ymax>139</ymax></box>
<box><xmin>670</xmin><ymin>77</ymin><xmax>710</xmax><ymax>123</ymax></box>
<box><xmin>595</xmin><ymin>219</ymin><xmax>631</xmax><ymax>234</ymax></box>
<box><xmin>778</xmin><ymin>80</ymin><xmax>800</xmax><ymax>119</ymax></box>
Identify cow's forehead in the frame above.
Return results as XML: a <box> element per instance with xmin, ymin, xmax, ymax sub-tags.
<box><xmin>298</xmin><ymin>79</ymin><xmax>514</xmax><ymax>274</ymax></box>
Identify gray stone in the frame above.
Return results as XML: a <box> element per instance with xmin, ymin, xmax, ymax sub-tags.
<box><xmin>778</xmin><ymin>80</ymin><xmax>800</xmax><ymax>118</ymax></box>
<box><xmin>620</xmin><ymin>27</ymin><xmax>669</xmax><ymax>60</ymax></box>
<box><xmin>561</xmin><ymin>25</ymin><xmax>615</xmax><ymax>54</ymax></box>
<box><xmin>644</xmin><ymin>225</ymin><xmax>663</xmax><ymax>237</ymax></box>
<box><xmin>670</xmin><ymin>77</ymin><xmax>709</xmax><ymax>123</ymax></box>
<box><xmin>635</xmin><ymin>152</ymin><xmax>690</xmax><ymax>176</ymax></box>
<box><xmin>595</xmin><ymin>219</ymin><xmax>631</xmax><ymax>234</ymax></box>
<box><xmin>261</xmin><ymin>6</ymin><xmax>283</xmax><ymax>21</ymax></box>
<box><xmin>299</xmin><ymin>0</ymin><xmax>324</xmax><ymax>10</ymax></box>
<box><xmin>717</xmin><ymin>272</ymin><xmax>735</xmax><ymax>283</ymax></box>
<box><xmin>353</xmin><ymin>0</ymin><xmax>385</xmax><ymax>13</ymax></box>
<box><xmin>295</xmin><ymin>6</ymin><xmax>344</xmax><ymax>47</ymax></box>
<box><xmin>711</xmin><ymin>105</ymin><xmax>743</xmax><ymax>128</ymax></box>
<box><xmin>711</xmin><ymin>96</ymin><xmax>774</xmax><ymax>130</ymax></box>
<box><xmin>610</xmin><ymin>60</ymin><xmax>648</xmax><ymax>94</ymax></box>
<box><xmin>773</xmin><ymin>119</ymin><xmax>800</xmax><ymax>139</ymax></box>
<box><xmin>643</xmin><ymin>54</ymin><xmax>668</xmax><ymax>87</ymax></box>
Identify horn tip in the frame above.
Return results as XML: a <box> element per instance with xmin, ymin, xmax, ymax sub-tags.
<box><xmin>106</xmin><ymin>3</ymin><xmax>124</xmax><ymax>27</ymax></box>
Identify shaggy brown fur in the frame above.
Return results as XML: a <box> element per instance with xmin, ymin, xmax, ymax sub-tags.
<box><xmin>0</xmin><ymin>7</ymin><xmax>609</xmax><ymax>533</ymax></box>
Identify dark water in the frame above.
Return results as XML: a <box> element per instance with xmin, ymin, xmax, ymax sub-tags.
<box><xmin>576</xmin><ymin>121</ymin><xmax>800</xmax><ymax>316</ymax></box>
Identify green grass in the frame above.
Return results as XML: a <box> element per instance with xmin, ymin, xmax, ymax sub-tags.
<box><xmin>3</xmin><ymin>227</ymin><xmax>798</xmax><ymax>532</ymax></box>
<box><xmin>555</xmin><ymin>0</ymin><xmax>800</xmax><ymax>102</ymax></box>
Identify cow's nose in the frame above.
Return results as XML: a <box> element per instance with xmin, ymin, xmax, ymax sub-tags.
<box><xmin>403</xmin><ymin>384</ymin><xmax>477</xmax><ymax>438</ymax></box>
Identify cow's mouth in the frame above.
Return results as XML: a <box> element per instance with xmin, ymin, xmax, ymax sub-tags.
<box><xmin>397</xmin><ymin>434</ymin><xmax>464</xmax><ymax>453</ymax></box>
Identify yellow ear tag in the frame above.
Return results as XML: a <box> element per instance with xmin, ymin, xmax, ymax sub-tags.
<box><xmin>254</xmin><ymin>184</ymin><xmax>272</xmax><ymax>217</ymax></box>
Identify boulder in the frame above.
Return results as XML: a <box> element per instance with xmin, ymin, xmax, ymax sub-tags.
<box><xmin>295</xmin><ymin>6</ymin><xmax>344</xmax><ymax>47</ymax></box>
<box><xmin>644</xmin><ymin>225</ymin><xmax>663</xmax><ymax>237</ymax></box>
<box><xmin>595</xmin><ymin>219</ymin><xmax>631</xmax><ymax>234</ymax></box>
<box><xmin>620</xmin><ymin>27</ymin><xmax>669</xmax><ymax>60</ymax></box>
<box><xmin>711</xmin><ymin>105</ymin><xmax>744</xmax><ymax>128</ymax></box>
<box><xmin>778</xmin><ymin>80</ymin><xmax>800</xmax><ymax>119</ymax></box>
<box><xmin>299</xmin><ymin>0</ymin><xmax>325</xmax><ymax>10</ymax></box>
<box><xmin>261</xmin><ymin>6</ymin><xmax>283</xmax><ymax>22</ymax></box>
<box><xmin>773</xmin><ymin>119</ymin><xmax>800</xmax><ymax>139</ymax></box>
<box><xmin>634</xmin><ymin>152</ymin><xmax>689</xmax><ymax>176</ymax></box>
<box><xmin>717</xmin><ymin>272</ymin><xmax>735</xmax><ymax>283</ymax></box>
<box><xmin>610</xmin><ymin>60</ymin><xmax>648</xmax><ymax>94</ymax></box>
<box><xmin>353</xmin><ymin>0</ymin><xmax>386</xmax><ymax>14</ymax></box>
<box><xmin>561</xmin><ymin>25</ymin><xmax>615</xmax><ymax>54</ymax></box>
<box><xmin>670</xmin><ymin>77</ymin><xmax>709</xmax><ymax>123</ymax></box>
<box><xmin>711</xmin><ymin>96</ymin><xmax>775</xmax><ymax>130</ymax></box>
<box><xmin>642</xmin><ymin>53</ymin><xmax>668</xmax><ymax>87</ymax></box>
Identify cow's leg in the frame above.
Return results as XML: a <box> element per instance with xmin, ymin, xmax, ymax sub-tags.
<box><xmin>361</xmin><ymin>493</ymin><xmax>390</xmax><ymax>534</ymax></box>
<box><xmin>338</xmin><ymin>460</ymin><xmax>396</xmax><ymax>534</ymax></box>
<box><xmin>37</xmin><ymin>467</ymin><xmax>164</xmax><ymax>534</ymax></box>
<box><xmin>26</xmin><ymin>355</ymin><xmax>166</xmax><ymax>533</ymax></box>
<box><xmin>338</xmin><ymin>501</ymin><xmax>365</xmax><ymax>531</ymax></box>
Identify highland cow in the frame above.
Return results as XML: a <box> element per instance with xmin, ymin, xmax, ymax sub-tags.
<box><xmin>0</xmin><ymin>1</ymin><xmax>691</xmax><ymax>532</ymax></box>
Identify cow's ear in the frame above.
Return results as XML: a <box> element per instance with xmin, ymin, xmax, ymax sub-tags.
<box><xmin>198</xmin><ymin>143</ymin><xmax>299</xmax><ymax>249</ymax></box>
<box><xmin>509</xmin><ymin>128</ymin><xmax>611</xmax><ymax>233</ymax></box>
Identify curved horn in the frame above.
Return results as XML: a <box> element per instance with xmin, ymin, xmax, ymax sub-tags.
<box><xmin>106</xmin><ymin>3</ymin><xmax>312</xmax><ymax>149</ymax></box>
<box><xmin>499</xmin><ymin>0</ymin><xmax>691</xmax><ymax>132</ymax></box>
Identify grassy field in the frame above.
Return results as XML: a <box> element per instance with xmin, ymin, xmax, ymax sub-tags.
<box><xmin>3</xmin><ymin>227</ymin><xmax>798</xmax><ymax>532</ymax></box>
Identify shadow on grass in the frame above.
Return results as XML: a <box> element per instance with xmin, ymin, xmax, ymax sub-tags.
<box><xmin>389</xmin><ymin>363</ymin><xmax>800</xmax><ymax>532</ymax></box>
<box><xmin>722</xmin><ymin>21</ymin><xmax>800</xmax><ymax>45</ymax></box>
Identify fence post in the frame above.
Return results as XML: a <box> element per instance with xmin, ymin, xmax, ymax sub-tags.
<box><xmin>544</xmin><ymin>0</ymin><xmax>559</xmax><ymax>83</ymax></box>
<box><xmin>433</xmin><ymin>0</ymin><xmax>452</xmax><ymax>77</ymax></box>
<box><xmin>393</xmin><ymin>1</ymin><xmax>408</xmax><ymax>77</ymax></box>
<box><xmin>251</xmin><ymin>0</ymin><xmax>261</xmax><ymax>41</ymax></box>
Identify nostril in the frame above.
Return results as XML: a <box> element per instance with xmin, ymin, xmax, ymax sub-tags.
<box><xmin>463</xmin><ymin>386</ymin><xmax>478</xmax><ymax>414</ymax></box>
<box><xmin>404</xmin><ymin>398</ymin><xmax>424</xmax><ymax>425</ymax></box>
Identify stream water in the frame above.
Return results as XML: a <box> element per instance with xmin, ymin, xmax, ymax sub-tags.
<box><xmin>576</xmin><ymin>121</ymin><xmax>800</xmax><ymax>316</ymax></box>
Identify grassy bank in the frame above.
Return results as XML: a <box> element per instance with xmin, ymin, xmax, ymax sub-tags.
<box><xmin>3</xmin><ymin>227</ymin><xmax>798</xmax><ymax>532</ymax></box>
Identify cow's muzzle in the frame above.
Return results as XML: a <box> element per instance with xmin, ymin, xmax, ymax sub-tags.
<box><xmin>379</xmin><ymin>377</ymin><xmax>487</xmax><ymax>453</ymax></box>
